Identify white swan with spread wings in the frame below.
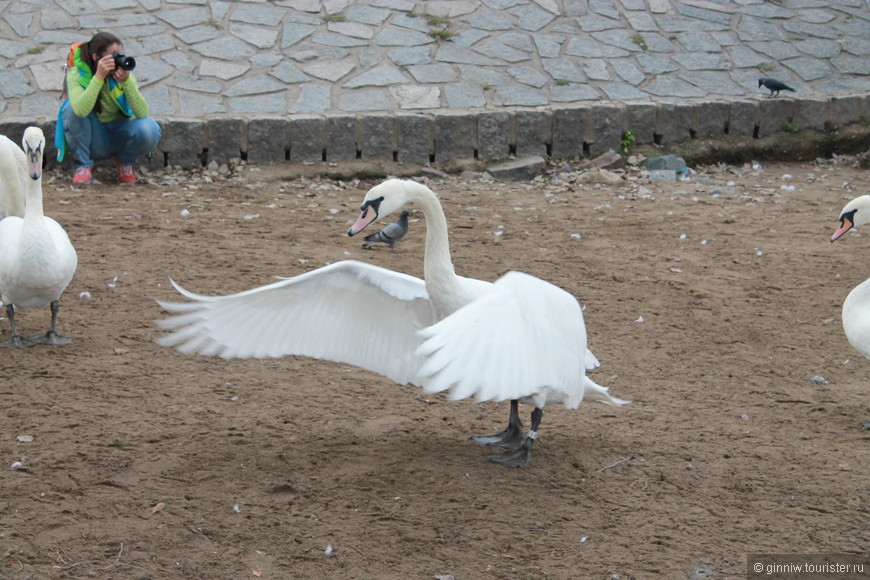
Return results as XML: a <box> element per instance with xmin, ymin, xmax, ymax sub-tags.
<box><xmin>157</xmin><ymin>179</ymin><xmax>627</xmax><ymax>466</ymax></box>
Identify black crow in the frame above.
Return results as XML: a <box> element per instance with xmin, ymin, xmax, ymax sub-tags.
<box><xmin>758</xmin><ymin>77</ymin><xmax>795</xmax><ymax>97</ymax></box>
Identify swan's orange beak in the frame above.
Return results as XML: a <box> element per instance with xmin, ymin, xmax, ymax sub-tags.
<box><xmin>348</xmin><ymin>205</ymin><xmax>378</xmax><ymax>236</ymax></box>
<box><xmin>831</xmin><ymin>217</ymin><xmax>853</xmax><ymax>242</ymax></box>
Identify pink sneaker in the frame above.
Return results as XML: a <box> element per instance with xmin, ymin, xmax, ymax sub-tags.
<box><xmin>72</xmin><ymin>166</ymin><xmax>92</xmax><ymax>184</ymax></box>
<box><xmin>115</xmin><ymin>159</ymin><xmax>136</xmax><ymax>184</ymax></box>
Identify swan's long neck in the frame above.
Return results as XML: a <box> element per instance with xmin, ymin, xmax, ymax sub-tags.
<box><xmin>404</xmin><ymin>182</ymin><xmax>455</xmax><ymax>284</ymax></box>
<box><xmin>402</xmin><ymin>182</ymin><xmax>473</xmax><ymax>320</ymax></box>
<box><xmin>23</xmin><ymin>174</ymin><xmax>44</xmax><ymax>224</ymax></box>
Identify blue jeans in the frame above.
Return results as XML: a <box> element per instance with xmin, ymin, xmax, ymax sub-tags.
<box><xmin>60</xmin><ymin>100</ymin><xmax>161</xmax><ymax>168</ymax></box>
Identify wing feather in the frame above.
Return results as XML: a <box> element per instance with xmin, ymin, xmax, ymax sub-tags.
<box><xmin>416</xmin><ymin>271</ymin><xmax>589</xmax><ymax>407</ymax></box>
<box><xmin>156</xmin><ymin>260</ymin><xmax>434</xmax><ymax>385</ymax></box>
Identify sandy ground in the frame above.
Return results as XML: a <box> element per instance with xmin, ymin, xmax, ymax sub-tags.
<box><xmin>0</xmin><ymin>156</ymin><xmax>867</xmax><ymax>579</ymax></box>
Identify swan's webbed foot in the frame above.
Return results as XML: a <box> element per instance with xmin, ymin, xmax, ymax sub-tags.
<box><xmin>471</xmin><ymin>424</ymin><xmax>524</xmax><ymax>448</ymax></box>
<box><xmin>0</xmin><ymin>304</ymin><xmax>30</xmax><ymax>347</ymax></box>
<box><xmin>31</xmin><ymin>331</ymin><xmax>73</xmax><ymax>346</ymax></box>
<box><xmin>29</xmin><ymin>301</ymin><xmax>72</xmax><ymax>346</ymax></box>
<box><xmin>0</xmin><ymin>334</ymin><xmax>30</xmax><ymax>348</ymax></box>
<box><xmin>487</xmin><ymin>407</ymin><xmax>543</xmax><ymax>469</ymax></box>
<box><xmin>489</xmin><ymin>440</ymin><xmax>533</xmax><ymax>468</ymax></box>
<box><xmin>470</xmin><ymin>400</ymin><xmax>524</xmax><ymax>449</ymax></box>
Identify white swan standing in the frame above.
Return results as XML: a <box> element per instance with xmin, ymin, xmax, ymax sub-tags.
<box><xmin>830</xmin><ymin>195</ymin><xmax>870</xmax><ymax>429</ymax></box>
<box><xmin>831</xmin><ymin>195</ymin><xmax>870</xmax><ymax>358</ymax></box>
<box><xmin>157</xmin><ymin>179</ymin><xmax>627</xmax><ymax>467</ymax></box>
<box><xmin>0</xmin><ymin>133</ymin><xmax>28</xmax><ymax>218</ymax></box>
<box><xmin>0</xmin><ymin>127</ymin><xmax>78</xmax><ymax>347</ymax></box>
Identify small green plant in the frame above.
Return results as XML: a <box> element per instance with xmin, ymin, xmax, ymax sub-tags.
<box><xmin>620</xmin><ymin>129</ymin><xmax>637</xmax><ymax>155</ymax></box>
<box><xmin>428</xmin><ymin>28</ymin><xmax>457</xmax><ymax>42</ymax></box>
<box><xmin>426</xmin><ymin>15</ymin><xmax>450</xmax><ymax>27</ymax></box>
<box><xmin>759</xmin><ymin>62</ymin><xmax>776</xmax><ymax>72</ymax></box>
<box><xmin>554</xmin><ymin>79</ymin><xmax>570</xmax><ymax>86</ymax></box>
<box><xmin>631</xmin><ymin>33</ymin><xmax>648</xmax><ymax>51</ymax></box>
<box><xmin>26</xmin><ymin>45</ymin><xmax>46</xmax><ymax>55</ymax></box>
<box><xmin>322</xmin><ymin>14</ymin><xmax>346</xmax><ymax>23</ymax></box>
<box><xmin>783</xmin><ymin>121</ymin><xmax>796</xmax><ymax>133</ymax></box>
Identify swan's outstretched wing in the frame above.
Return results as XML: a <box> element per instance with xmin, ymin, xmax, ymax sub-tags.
<box><xmin>415</xmin><ymin>271</ymin><xmax>591</xmax><ymax>407</ymax></box>
<box><xmin>156</xmin><ymin>260</ymin><xmax>434</xmax><ymax>385</ymax></box>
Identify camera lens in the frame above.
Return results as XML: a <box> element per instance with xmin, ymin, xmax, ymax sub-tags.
<box><xmin>112</xmin><ymin>51</ymin><xmax>136</xmax><ymax>71</ymax></box>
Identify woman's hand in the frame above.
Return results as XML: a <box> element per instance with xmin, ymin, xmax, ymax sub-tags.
<box><xmin>95</xmin><ymin>53</ymin><xmax>116</xmax><ymax>81</ymax></box>
<box><xmin>113</xmin><ymin>65</ymin><xmax>130</xmax><ymax>83</ymax></box>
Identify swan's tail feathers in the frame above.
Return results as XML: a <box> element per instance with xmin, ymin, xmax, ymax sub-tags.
<box><xmin>585</xmin><ymin>348</ymin><xmax>600</xmax><ymax>370</ymax></box>
<box><xmin>584</xmin><ymin>376</ymin><xmax>630</xmax><ymax>407</ymax></box>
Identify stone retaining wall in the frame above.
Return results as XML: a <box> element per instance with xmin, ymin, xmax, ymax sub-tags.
<box><xmin>4</xmin><ymin>96</ymin><xmax>867</xmax><ymax>171</ymax></box>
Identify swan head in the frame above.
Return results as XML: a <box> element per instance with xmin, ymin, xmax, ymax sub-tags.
<box><xmin>831</xmin><ymin>195</ymin><xmax>870</xmax><ymax>242</ymax></box>
<box><xmin>347</xmin><ymin>179</ymin><xmax>411</xmax><ymax>237</ymax></box>
<box><xmin>21</xmin><ymin>126</ymin><xmax>45</xmax><ymax>181</ymax></box>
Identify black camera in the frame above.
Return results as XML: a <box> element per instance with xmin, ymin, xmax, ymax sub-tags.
<box><xmin>112</xmin><ymin>51</ymin><xmax>136</xmax><ymax>71</ymax></box>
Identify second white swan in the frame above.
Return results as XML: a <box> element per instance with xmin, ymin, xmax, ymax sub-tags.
<box><xmin>831</xmin><ymin>195</ymin><xmax>870</xmax><ymax>359</ymax></box>
<box><xmin>0</xmin><ymin>127</ymin><xmax>78</xmax><ymax>347</ymax></box>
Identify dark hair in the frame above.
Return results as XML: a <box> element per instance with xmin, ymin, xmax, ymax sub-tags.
<box><xmin>79</xmin><ymin>31</ymin><xmax>123</xmax><ymax>74</ymax></box>
<box><xmin>78</xmin><ymin>32</ymin><xmax>123</xmax><ymax>113</ymax></box>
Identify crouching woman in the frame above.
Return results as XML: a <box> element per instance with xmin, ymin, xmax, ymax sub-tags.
<box><xmin>57</xmin><ymin>31</ymin><xmax>161</xmax><ymax>185</ymax></box>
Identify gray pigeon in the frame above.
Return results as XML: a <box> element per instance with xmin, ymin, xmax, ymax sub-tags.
<box><xmin>361</xmin><ymin>210</ymin><xmax>410</xmax><ymax>251</ymax></box>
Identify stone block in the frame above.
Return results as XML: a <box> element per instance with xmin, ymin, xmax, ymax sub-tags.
<box><xmin>694</xmin><ymin>101</ymin><xmax>729</xmax><ymax>139</ymax></box>
<box><xmin>551</xmin><ymin>106</ymin><xmax>589</xmax><ymax>160</ymax></box>
<box><xmin>359</xmin><ymin>114</ymin><xmax>395</xmax><ymax>160</ymax></box>
<box><xmin>162</xmin><ymin>118</ymin><xmax>205</xmax><ymax>168</ymax></box>
<box><xmin>396</xmin><ymin>113</ymin><xmax>431</xmax><ymax>164</ymax></box>
<box><xmin>477</xmin><ymin>110</ymin><xmax>511</xmax><ymax>162</ymax></box>
<box><xmin>792</xmin><ymin>98</ymin><xmax>828</xmax><ymax>132</ymax></box>
<box><xmin>515</xmin><ymin>109</ymin><xmax>551</xmax><ymax>159</ymax></box>
<box><xmin>289</xmin><ymin>115</ymin><xmax>325</xmax><ymax>162</ymax></box>
<box><xmin>0</xmin><ymin>118</ymin><xmax>37</xmax><ymax>154</ymax></box>
<box><xmin>325</xmin><ymin>115</ymin><xmax>358</xmax><ymax>162</ymax></box>
<box><xmin>656</xmin><ymin>102</ymin><xmax>693</xmax><ymax>145</ymax></box>
<box><xmin>207</xmin><ymin>118</ymin><xmax>244</xmax><ymax>165</ymax></box>
<box><xmin>1</xmin><ymin>119</ymin><xmax>58</xmax><ymax>170</ymax></box>
<box><xmin>248</xmin><ymin>117</ymin><xmax>289</xmax><ymax>165</ymax></box>
<box><xmin>41</xmin><ymin>119</ymin><xmax>59</xmax><ymax>170</ymax></box>
<box><xmin>589</xmin><ymin>104</ymin><xmax>624</xmax><ymax>155</ymax></box>
<box><xmin>728</xmin><ymin>100</ymin><xmax>758</xmax><ymax>137</ymax></box>
<box><xmin>644</xmin><ymin>155</ymin><xmax>686</xmax><ymax>171</ymax></box>
<box><xmin>758</xmin><ymin>98</ymin><xmax>795</xmax><ymax>138</ymax></box>
<box><xmin>624</xmin><ymin>102</ymin><xmax>656</xmax><ymax>146</ymax></box>
<box><xmin>487</xmin><ymin>156</ymin><xmax>547</xmax><ymax>181</ymax></box>
<box><xmin>828</xmin><ymin>95</ymin><xmax>865</xmax><ymax>130</ymax></box>
<box><xmin>142</xmin><ymin>119</ymin><xmax>168</xmax><ymax>170</ymax></box>
<box><xmin>433</xmin><ymin>111</ymin><xmax>475</xmax><ymax>162</ymax></box>
<box><xmin>575</xmin><ymin>151</ymin><xmax>624</xmax><ymax>170</ymax></box>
